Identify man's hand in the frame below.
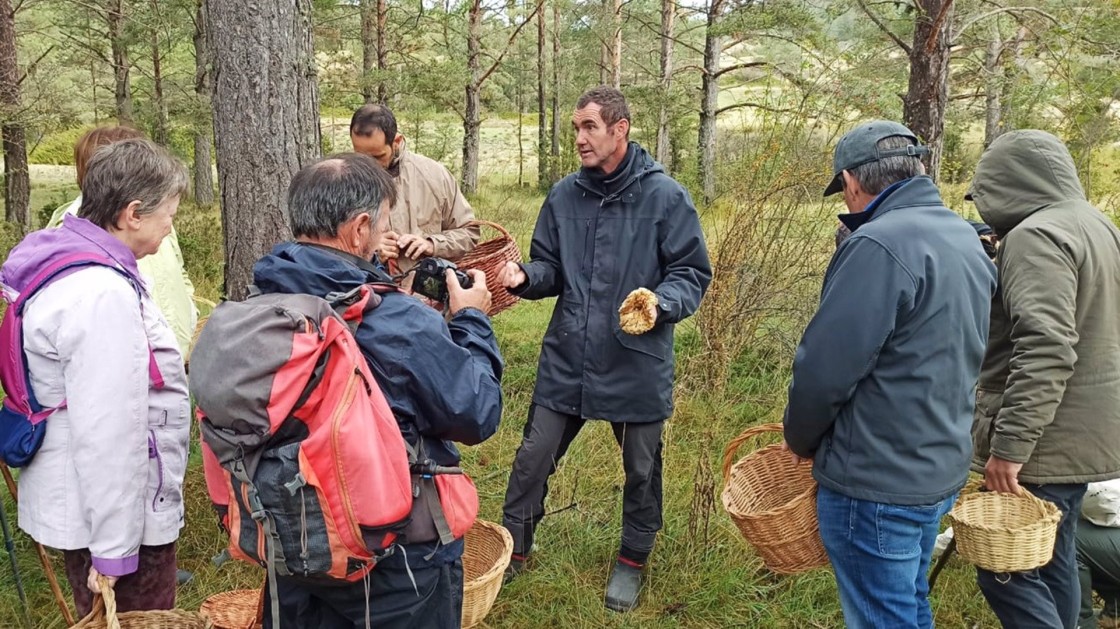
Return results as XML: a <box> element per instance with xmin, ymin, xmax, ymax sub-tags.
<box><xmin>984</xmin><ymin>455</ymin><xmax>1024</xmax><ymax>495</ymax></box>
<box><xmin>498</xmin><ymin>261</ymin><xmax>527</xmax><ymax>290</ymax></box>
<box><xmin>87</xmin><ymin>567</ymin><xmax>118</xmax><ymax>595</ymax></box>
<box><xmin>448</xmin><ymin>269</ymin><xmax>491</xmax><ymax>316</ymax></box>
<box><xmin>646</xmin><ymin>298</ymin><xmax>659</xmax><ymax>326</ymax></box>
<box><xmin>782</xmin><ymin>439</ymin><xmax>812</xmax><ymax>465</ymax></box>
<box><xmin>379</xmin><ymin>230</ymin><xmax>401</xmax><ymax>261</ymax></box>
<box><xmin>398</xmin><ymin>234</ymin><xmax>435</xmax><ymax>260</ymax></box>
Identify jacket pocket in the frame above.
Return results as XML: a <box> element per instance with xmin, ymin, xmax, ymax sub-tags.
<box><xmin>875</xmin><ymin>502</ymin><xmax>942</xmax><ymax>558</ymax></box>
<box><xmin>612</xmin><ymin>325</ymin><xmax>671</xmax><ymax>361</ymax></box>
<box><xmin>148</xmin><ymin>431</ymin><xmax>182</xmax><ymax>513</ymax></box>
<box><xmin>972</xmin><ymin>389</ymin><xmax>1002</xmax><ymax>460</ymax></box>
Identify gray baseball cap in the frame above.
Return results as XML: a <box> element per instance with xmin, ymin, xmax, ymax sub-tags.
<box><xmin>824</xmin><ymin>120</ymin><xmax>929</xmax><ymax>196</ymax></box>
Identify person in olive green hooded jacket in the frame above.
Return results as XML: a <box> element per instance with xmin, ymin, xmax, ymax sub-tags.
<box><xmin>969</xmin><ymin>129</ymin><xmax>1120</xmax><ymax>629</ymax></box>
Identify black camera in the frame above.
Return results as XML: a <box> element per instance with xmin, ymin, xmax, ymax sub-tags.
<box><xmin>412</xmin><ymin>257</ymin><xmax>473</xmax><ymax>304</ymax></box>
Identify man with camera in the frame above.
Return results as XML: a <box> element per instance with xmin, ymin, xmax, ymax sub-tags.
<box><xmin>248</xmin><ymin>153</ymin><xmax>503</xmax><ymax>628</ymax></box>
<box><xmin>350</xmin><ymin>104</ymin><xmax>479</xmax><ymax>274</ymax></box>
<box><xmin>497</xmin><ymin>86</ymin><xmax>711</xmax><ymax>612</ymax></box>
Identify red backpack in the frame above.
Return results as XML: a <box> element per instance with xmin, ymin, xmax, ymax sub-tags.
<box><xmin>190</xmin><ymin>284</ymin><xmax>478</xmax><ymax>621</ymax></box>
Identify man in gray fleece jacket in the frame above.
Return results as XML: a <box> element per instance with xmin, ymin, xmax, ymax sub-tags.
<box><xmin>784</xmin><ymin>120</ymin><xmax>996</xmax><ymax>628</ymax></box>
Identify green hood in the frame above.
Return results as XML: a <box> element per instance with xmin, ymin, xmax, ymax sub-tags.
<box><xmin>969</xmin><ymin>130</ymin><xmax>1085</xmax><ymax>235</ymax></box>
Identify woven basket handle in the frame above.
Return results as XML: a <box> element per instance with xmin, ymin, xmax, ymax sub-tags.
<box><xmin>721</xmin><ymin>422</ymin><xmax>784</xmax><ymax>484</ymax></box>
<box><xmin>467</xmin><ymin>219</ymin><xmax>513</xmax><ymax>242</ymax></box>
<box><xmin>75</xmin><ymin>576</ymin><xmax>121</xmax><ymax>629</ymax></box>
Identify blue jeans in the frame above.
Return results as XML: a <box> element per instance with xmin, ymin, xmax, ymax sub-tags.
<box><xmin>817</xmin><ymin>485</ymin><xmax>955</xmax><ymax>628</ymax></box>
<box><xmin>977</xmin><ymin>482</ymin><xmax>1087</xmax><ymax>629</ymax></box>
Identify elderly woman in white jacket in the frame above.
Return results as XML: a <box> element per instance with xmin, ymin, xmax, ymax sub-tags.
<box><xmin>0</xmin><ymin>138</ymin><xmax>190</xmax><ymax>615</ymax></box>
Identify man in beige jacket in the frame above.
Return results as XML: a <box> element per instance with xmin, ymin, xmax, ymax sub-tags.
<box><xmin>350</xmin><ymin>104</ymin><xmax>479</xmax><ymax>273</ymax></box>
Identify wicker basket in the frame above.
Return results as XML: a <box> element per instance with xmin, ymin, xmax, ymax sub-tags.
<box><xmin>199</xmin><ymin>589</ymin><xmax>263</xmax><ymax>629</ymax></box>
<box><xmin>456</xmin><ymin>220</ymin><xmax>522</xmax><ymax>316</ymax></box>
<box><xmin>71</xmin><ymin>576</ymin><xmax>210</xmax><ymax>629</ymax></box>
<box><xmin>721</xmin><ymin>423</ymin><xmax>829</xmax><ymax>575</ymax></box>
<box><xmin>948</xmin><ymin>491</ymin><xmax>1062</xmax><ymax>572</ymax></box>
<box><xmin>462</xmin><ymin>519</ymin><xmax>514</xmax><ymax>628</ymax></box>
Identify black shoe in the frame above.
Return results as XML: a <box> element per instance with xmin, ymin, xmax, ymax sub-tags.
<box><xmin>176</xmin><ymin>569</ymin><xmax>194</xmax><ymax>587</ymax></box>
<box><xmin>604</xmin><ymin>559</ymin><xmax>643</xmax><ymax>612</ymax></box>
<box><xmin>503</xmin><ymin>553</ymin><xmax>530</xmax><ymax>584</ymax></box>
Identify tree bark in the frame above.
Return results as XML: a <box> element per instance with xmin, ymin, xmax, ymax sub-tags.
<box><xmin>902</xmin><ymin>0</ymin><xmax>953</xmax><ymax>181</ymax></box>
<box><xmin>655</xmin><ymin>0</ymin><xmax>675</xmax><ymax>166</ymax></box>
<box><xmin>0</xmin><ymin>0</ymin><xmax>29</xmax><ymax>227</ymax></box>
<box><xmin>149</xmin><ymin>0</ymin><xmax>168</xmax><ymax>145</ymax></box>
<box><xmin>462</xmin><ymin>0</ymin><xmax>482</xmax><ymax>194</ymax></box>
<box><xmin>698</xmin><ymin>0</ymin><xmax>723</xmax><ymax>206</ymax></box>
<box><xmin>108</xmin><ymin>0</ymin><xmax>133</xmax><ymax>125</ymax></box>
<box><xmin>192</xmin><ymin>0</ymin><xmax>214</xmax><ymax>206</ymax></box>
<box><xmin>537</xmin><ymin>0</ymin><xmax>548</xmax><ymax>189</ymax></box>
<box><xmin>999</xmin><ymin>25</ymin><xmax>1027</xmax><ymax>134</ymax></box>
<box><xmin>983</xmin><ymin>22</ymin><xmax>1002</xmax><ymax>148</ymax></box>
<box><xmin>377</xmin><ymin>0</ymin><xmax>387</xmax><ymax>102</ymax></box>
<box><xmin>549</xmin><ymin>0</ymin><xmax>560</xmax><ymax>184</ymax></box>
<box><xmin>599</xmin><ymin>0</ymin><xmax>608</xmax><ymax>85</ymax></box>
<box><xmin>207</xmin><ymin>0</ymin><xmax>320</xmax><ymax>299</ymax></box>
<box><xmin>360</xmin><ymin>0</ymin><xmax>375</xmax><ymax>103</ymax></box>
<box><xmin>609</xmin><ymin>0</ymin><xmax>621</xmax><ymax>89</ymax></box>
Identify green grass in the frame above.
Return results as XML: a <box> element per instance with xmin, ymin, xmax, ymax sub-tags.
<box><xmin>0</xmin><ymin>147</ymin><xmax>1008</xmax><ymax>629</ymax></box>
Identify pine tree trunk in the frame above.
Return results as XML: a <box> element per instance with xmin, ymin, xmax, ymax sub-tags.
<box><xmin>192</xmin><ymin>0</ymin><xmax>214</xmax><ymax>206</ymax></box>
<box><xmin>0</xmin><ymin>0</ymin><xmax>28</xmax><ymax>227</ymax></box>
<box><xmin>609</xmin><ymin>0</ymin><xmax>621</xmax><ymax>89</ymax></box>
<box><xmin>360</xmin><ymin>0</ymin><xmax>375</xmax><ymax>103</ymax></box>
<box><xmin>207</xmin><ymin>0</ymin><xmax>320</xmax><ymax>299</ymax></box>
<box><xmin>983</xmin><ymin>23</ymin><xmax>1002</xmax><ymax>149</ymax></box>
<box><xmin>537</xmin><ymin>0</ymin><xmax>548</xmax><ymax>189</ymax></box>
<box><xmin>108</xmin><ymin>0</ymin><xmax>133</xmax><ymax>125</ymax></box>
<box><xmin>698</xmin><ymin>0</ymin><xmax>723</xmax><ymax>206</ymax></box>
<box><xmin>655</xmin><ymin>0</ymin><xmax>674</xmax><ymax>166</ymax></box>
<box><xmin>461</xmin><ymin>0</ymin><xmax>482</xmax><ymax>194</ymax></box>
<box><xmin>150</xmin><ymin>0</ymin><xmax>168</xmax><ymax>145</ymax></box>
<box><xmin>549</xmin><ymin>0</ymin><xmax>560</xmax><ymax>184</ymax></box>
<box><xmin>377</xmin><ymin>0</ymin><xmax>388</xmax><ymax>103</ymax></box>
<box><xmin>902</xmin><ymin>0</ymin><xmax>952</xmax><ymax>181</ymax></box>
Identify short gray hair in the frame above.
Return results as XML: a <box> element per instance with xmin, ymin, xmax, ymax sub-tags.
<box><xmin>287</xmin><ymin>153</ymin><xmax>398</xmax><ymax>239</ymax></box>
<box><xmin>848</xmin><ymin>135</ymin><xmax>926</xmax><ymax>195</ymax></box>
<box><xmin>78</xmin><ymin>138</ymin><xmax>189</xmax><ymax>230</ymax></box>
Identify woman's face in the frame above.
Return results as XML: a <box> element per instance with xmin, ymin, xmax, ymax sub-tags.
<box><xmin>132</xmin><ymin>194</ymin><xmax>179</xmax><ymax>258</ymax></box>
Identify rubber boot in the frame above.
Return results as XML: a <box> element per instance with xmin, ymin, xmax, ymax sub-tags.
<box><xmin>503</xmin><ymin>553</ymin><xmax>530</xmax><ymax>584</ymax></box>
<box><xmin>604</xmin><ymin>559</ymin><xmax>643</xmax><ymax>612</ymax></box>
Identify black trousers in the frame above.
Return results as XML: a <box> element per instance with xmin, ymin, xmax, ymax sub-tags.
<box><xmin>263</xmin><ymin>558</ymin><xmax>464</xmax><ymax>629</ymax></box>
<box><xmin>501</xmin><ymin>403</ymin><xmax>664</xmax><ymax>563</ymax></box>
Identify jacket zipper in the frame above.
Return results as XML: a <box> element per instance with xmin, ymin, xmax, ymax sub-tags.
<box><xmin>331</xmin><ymin>369</ymin><xmax>366</xmax><ymax>554</ymax></box>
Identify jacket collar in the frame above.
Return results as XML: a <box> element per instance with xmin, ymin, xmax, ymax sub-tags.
<box><xmin>838</xmin><ymin>176</ymin><xmax>942</xmax><ymax>234</ymax></box>
<box><xmin>574</xmin><ymin>142</ymin><xmax>662</xmax><ymax>205</ymax></box>
<box><xmin>1</xmin><ymin>213</ymin><xmax>143</xmax><ymax>297</ymax></box>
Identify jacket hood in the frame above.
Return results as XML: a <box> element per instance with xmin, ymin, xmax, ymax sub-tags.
<box><xmin>969</xmin><ymin>130</ymin><xmax>1085</xmax><ymax>234</ymax></box>
<box><xmin>252</xmin><ymin>241</ymin><xmax>391</xmax><ymax>297</ymax></box>
<box><xmin>1</xmin><ymin>214</ymin><xmax>142</xmax><ymax>299</ymax></box>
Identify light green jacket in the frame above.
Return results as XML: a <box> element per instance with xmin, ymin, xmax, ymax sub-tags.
<box><xmin>970</xmin><ymin>130</ymin><xmax>1120</xmax><ymax>483</ymax></box>
<box><xmin>50</xmin><ymin>196</ymin><xmax>198</xmax><ymax>358</ymax></box>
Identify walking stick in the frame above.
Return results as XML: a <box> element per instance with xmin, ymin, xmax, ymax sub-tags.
<box><xmin>0</xmin><ymin>495</ymin><xmax>31</xmax><ymax>627</ymax></box>
<box><xmin>927</xmin><ymin>536</ymin><xmax>956</xmax><ymax>591</ymax></box>
<box><xmin>0</xmin><ymin>463</ymin><xmax>75</xmax><ymax>625</ymax></box>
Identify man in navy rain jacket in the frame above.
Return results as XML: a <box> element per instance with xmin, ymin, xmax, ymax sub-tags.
<box><xmin>253</xmin><ymin>153</ymin><xmax>503</xmax><ymax>629</ymax></box>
